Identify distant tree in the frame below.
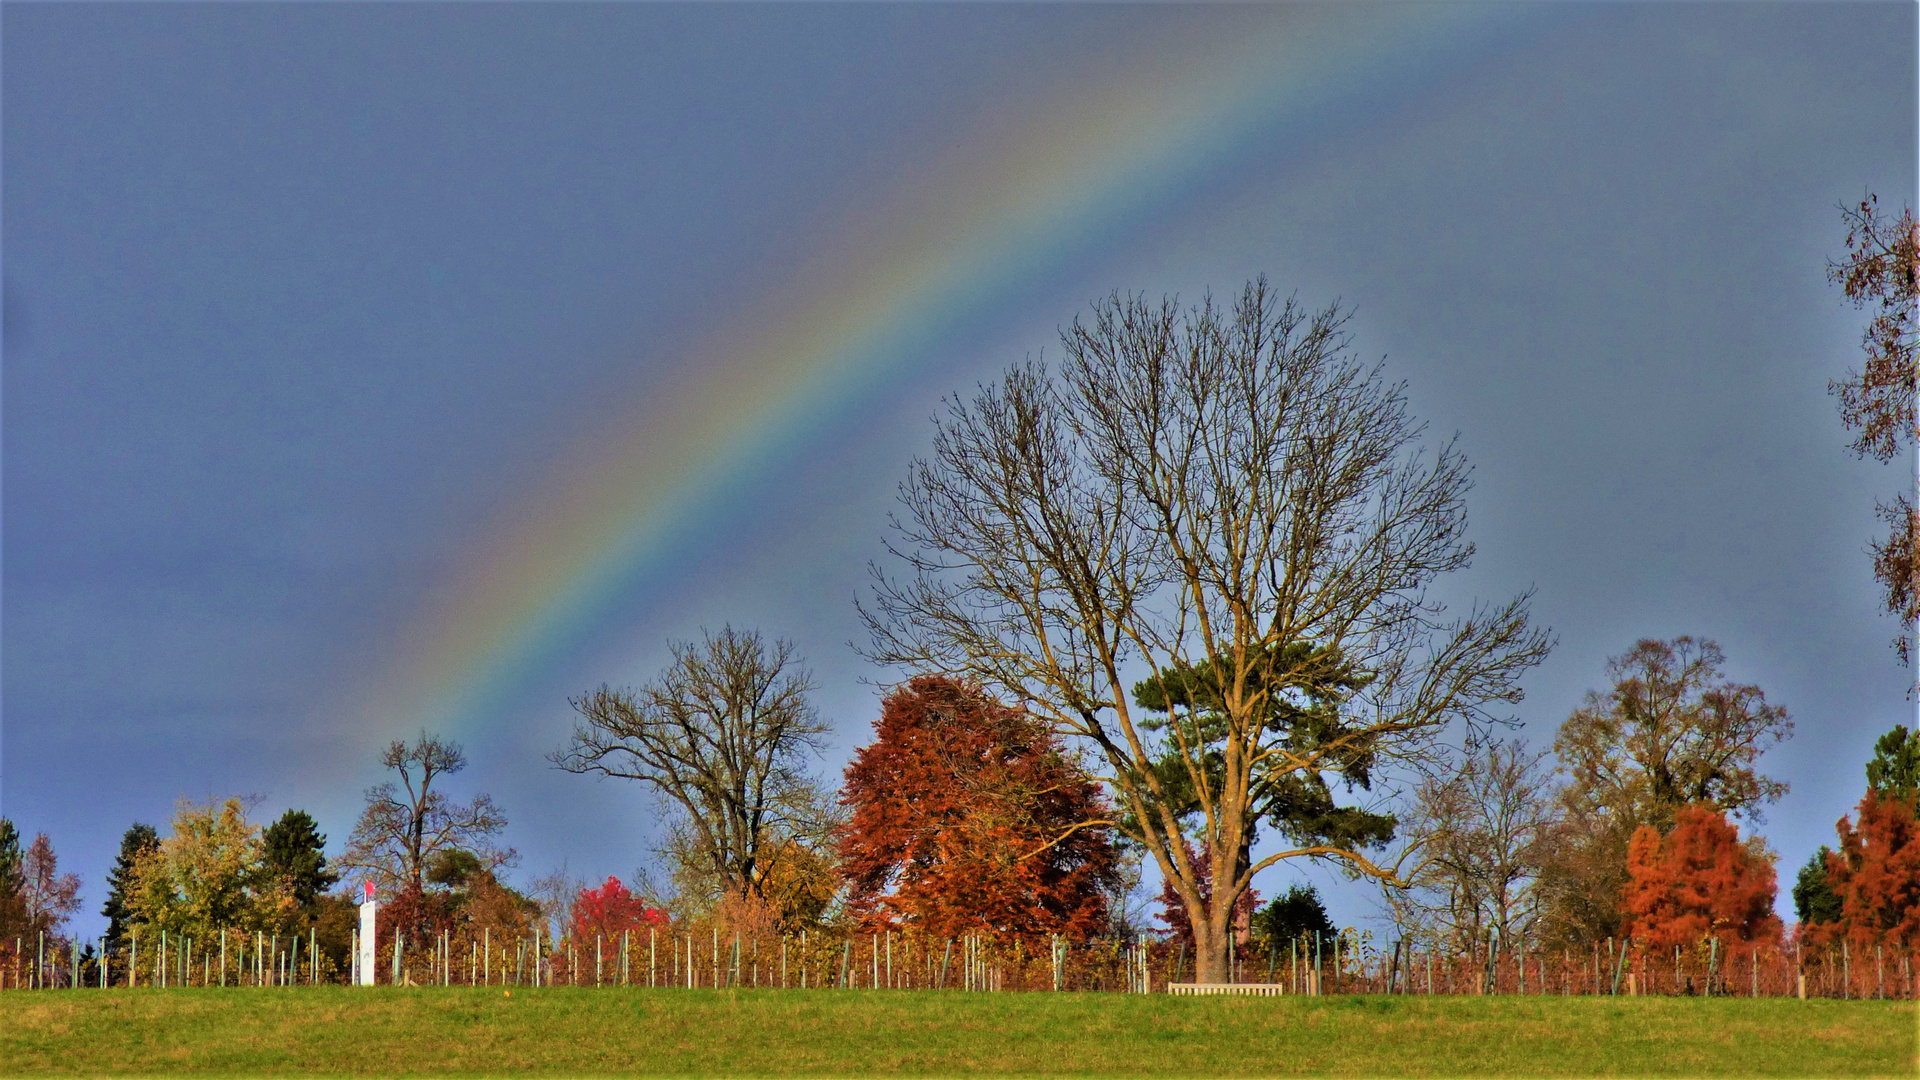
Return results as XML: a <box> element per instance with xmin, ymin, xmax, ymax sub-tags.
<box><xmin>1816</xmin><ymin>789</ymin><xmax>1920</xmax><ymax>948</ymax></box>
<box><xmin>261</xmin><ymin>810</ymin><xmax>338</xmax><ymax>908</ymax></box>
<box><xmin>20</xmin><ymin>833</ymin><xmax>82</xmax><ymax>940</ymax></box>
<box><xmin>1792</xmin><ymin>845</ymin><xmax>1844</xmax><ymax>928</ymax></box>
<box><xmin>1620</xmin><ymin>805</ymin><xmax>1781</xmax><ymax>950</ymax></box>
<box><xmin>837</xmin><ymin>675</ymin><xmax>1120</xmax><ymax>940</ymax></box>
<box><xmin>555</xmin><ymin>627</ymin><xmax>831</xmax><ymax>905</ymax></box>
<box><xmin>1395</xmin><ymin>739</ymin><xmax>1557</xmax><ymax>948</ymax></box>
<box><xmin>343</xmin><ymin>733</ymin><xmax>511</xmax><ymax>895</ymax></box>
<box><xmin>1257</xmin><ymin>884</ymin><xmax>1337</xmax><ymax>952</ymax></box>
<box><xmin>128</xmin><ymin>798</ymin><xmax>281</xmax><ymax>939</ymax></box>
<box><xmin>570</xmin><ymin>877</ymin><xmax>668</xmax><ymax>942</ymax></box>
<box><xmin>101</xmin><ymin>823</ymin><xmax>159</xmax><ymax>946</ymax></box>
<box><xmin>860</xmin><ymin>281</ymin><xmax>1552</xmax><ymax>981</ymax></box>
<box><xmin>0</xmin><ymin>820</ymin><xmax>25</xmax><ymax>939</ymax></box>
<box><xmin>1827</xmin><ymin>194</ymin><xmax>1919</xmax><ymax>665</ymax></box>
<box><xmin>1866</xmin><ymin>724</ymin><xmax>1920</xmax><ymax>804</ymax></box>
<box><xmin>1544</xmin><ymin>638</ymin><xmax>1791</xmax><ymax>944</ymax></box>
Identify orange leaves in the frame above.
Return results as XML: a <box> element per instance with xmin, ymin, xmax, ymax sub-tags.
<box><xmin>1620</xmin><ymin>805</ymin><xmax>1781</xmax><ymax>949</ymax></box>
<box><xmin>835</xmin><ymin>676</ymin><xmax>1120</xmax><ymax>941</ymax></box>
<box><xmin>1816</xmin><ymin>790</ymin><xmax>1920</xmax><ymax>949</ymax></box>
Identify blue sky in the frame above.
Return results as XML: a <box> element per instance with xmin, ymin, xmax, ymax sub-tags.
<box><xmin>4</xmin><ymin>2</ymin><xmax>1915</xmax><ymax>938</ymax></box>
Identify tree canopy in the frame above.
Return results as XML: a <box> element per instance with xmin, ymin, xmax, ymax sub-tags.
<box><xmin>862</xmin><ymin>279</ymin><xmax>1550</xmax><ymax>980</ymax></box>
<box><xmin>1620</xmin><ymin>805</ymin><xmax>1781</xmax><ymax>949</ymax></box>
<box><xmin>837</xmin><ymin>675</ymin><xmax>1120</xmax><ymax>940</ymax></box>
<box><xmin>1827</xmin><ymin>194</ymin><xmax>1918</xmax><ymax>665</ymax></box>
<box><xmin>554</xmin><ymin>627</ymin><xmax>831</xmax><ymax>907</ymax></box>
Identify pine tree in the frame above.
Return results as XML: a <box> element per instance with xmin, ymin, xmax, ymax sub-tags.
<box><xmin>1257</xmin><ymin>884</ymin><xmax>1337</xmax><ymax>952</ymax></box>
<box><xmin>101</xmin><ymin>823</ymin><xmax>158</xmax><ymax>945</ymax></box>
<box><xmin>1792</xmin><ymin>845</ymin><xmax>1844</xmax><ymax>927</ymax></box>
<box><xmin>1866</xmin><ymin>725</ymin><xmax>1920</xmax><ymax>804</ymax></box>
<box><xmin>0</xmin><ymin>819</ymin><xmax>24</xmax><ymax>937</ymax></box>
<box><xmin>261</xmin><ymin>810</ymin><xmax>337</xmax><ymax>907</ymax></box>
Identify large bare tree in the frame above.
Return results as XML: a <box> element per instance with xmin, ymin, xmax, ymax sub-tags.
<box><xmin>862</xmin><ymin>279</ymin><xmax>1551</xmax><ymax>981</ymax></box>
<box><xmin>342</xmin><ymin>733</ymin><xmax>511</xmax><ymax>895</ymax></box>
<box><xmin>553</xmin><ymin>626</ymin><xmax>830</xmax><ymax>904</ymax></box>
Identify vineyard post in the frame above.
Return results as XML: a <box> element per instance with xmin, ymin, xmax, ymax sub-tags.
<box><xmin>1843</xmin><ymin>939</ymin><xmax>1851</xmax><ymax>999</ymax></box>
<box><xmin>939</xmin><ymin>939</ymin><xmax>952</xmax><ymax>989</ymax></box>
<box><xmin>1610</xmin><ymin>937</ymin><xmax>1629</xmax><ymax>997</ymax></box>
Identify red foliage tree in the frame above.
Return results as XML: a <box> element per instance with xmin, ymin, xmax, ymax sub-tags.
<box><xmin>570</xmin><ymin>876</ymin><xmax>668</xmax><ymax>942</ymax></box>
<box><xmin>1813</xmin><ymin>790</ymin><xmax>1920</xmax><ymax>948</ymax></box>
<box><xmin>1620</xmin><ymin>804</ymin><xmax>1781</xmax><ymax>948</ymax></box>
<box><xmin>836</xmin><ymin>676</ymin><xmax>1121</xmax><ymax>940</ymax></box>
<box><xmin>1154</xmin><ymin>840</ymin><xmax>1258</xmax><ymax>947</ymax></box>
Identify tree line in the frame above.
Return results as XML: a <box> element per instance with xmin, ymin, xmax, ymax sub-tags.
<box><xmin>4</xmin><ymin>221</ymin><xmax>1917</xmax><ymax>988</ymax></box>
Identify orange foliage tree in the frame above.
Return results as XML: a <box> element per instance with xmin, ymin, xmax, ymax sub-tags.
<box><xmin>836</xmin><ymin>675</ymin><xmax>1120</xmax><ymax>940</ymax></box>
<box><xmin>570</xmin><ymin>876</ymin><xmax>668</xmax><ymax>942</ymax></box>
<box><xmin>1620</xmin><ymin>804</ymin><xmax>1781</xmax><ymax>948</ymax></box>
<box><xmin>1815</xmin><ymin>790</ymin><xmax>1920</xmax><ymax>948</ymax></box>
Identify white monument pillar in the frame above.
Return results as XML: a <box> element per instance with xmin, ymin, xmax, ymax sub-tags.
<box><xmin>357</xmin><ymin>881</ymin><xmax>378</xmax><ymax>986</ymax></box>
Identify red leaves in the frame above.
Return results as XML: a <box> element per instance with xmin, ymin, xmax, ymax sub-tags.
<box><xmin>1620</xmin><ymin>804</ymin><xmax>1781</xmax><ymax>949</ymax></box>
<box><xmin>835</xmin><ymin>676</ymin><xmax>1120</xmax><ymax>941</ymax></box>
<box><xmin>1814</xmin><ymin>790</ymin><xmax>1920</xmax><ymax>949</ymax></box>
<box><xmin>570</xmin><ymin>877</ymin><xmax>668</xmax><ymax>941</ymax></box>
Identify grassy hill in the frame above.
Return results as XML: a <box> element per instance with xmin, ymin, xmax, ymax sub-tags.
<box><xmin>3</xmin><ymin>987</ymin><xmax>1912</xmax><ymax>1077</ymax></box>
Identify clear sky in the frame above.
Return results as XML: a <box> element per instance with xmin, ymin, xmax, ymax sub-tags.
<box><xmin>4</xmin><ymin>2</ymin><xmax>1915</xmax><ymax>939</ymax></box>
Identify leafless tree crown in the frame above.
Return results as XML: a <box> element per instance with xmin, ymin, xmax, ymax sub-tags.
<box><xmin>861</xmin><ymin>278</ymin><xmax>1551</xmax><ymax>979</ymax></box>
<box><xmin>342</xmin><ymin>732</ymin><xmax>511</xmax><ymax>894</ymax></box>
<box><xmin>552</xmin><ymin>626</ymin><xmax>830</xmax><ymax>903</ymax></box>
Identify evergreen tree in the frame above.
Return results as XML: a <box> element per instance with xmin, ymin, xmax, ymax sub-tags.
<box><xmin>0</xmin><ymin>819</ymin><xmax>24</xmax><ymax>937</ymax></box>
<box><xmin>1866</xmin><ymin>724</ymin><xmax>1920</xmax><ymax>804</ymax></box>
<box><xmin>1257</xmin><ymin>884</ymin><xmax>1337</xmax><ymax>951</ymax></box>
<box><xmin>261</xmin><ymin>810</ymin><xmax>337</xmax><ymax>907</ymax></box>
<box><xmin>1792</xmin><ymin>845</ymin><xmax>1844</xmax><ymax>926</ymax></box>
<box><xmin>101</xmin><ymin>823</ymin><xmax>158</xmax><ymax>945</ymax></box>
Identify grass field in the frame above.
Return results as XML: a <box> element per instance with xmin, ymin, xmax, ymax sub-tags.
<box><xmin>2</xmin><ymin>988</ymin><xmax>1913</xmax><ymax>1078</ymax></box>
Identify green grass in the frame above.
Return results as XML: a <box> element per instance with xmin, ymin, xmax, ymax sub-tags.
<box><xmin>2</xmin><ymin>988</ymin><xmax>1913</xmax><ymax>1078</ymax></box>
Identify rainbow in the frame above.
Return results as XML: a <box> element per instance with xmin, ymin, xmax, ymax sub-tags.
<box><xmin>347</xmin><ymin>4</ymin><xmax>1547</xmax><ymax>744</ymax></box>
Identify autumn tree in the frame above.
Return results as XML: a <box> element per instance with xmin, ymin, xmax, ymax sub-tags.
<box><xmin>1620</xmin><ymin>804</ymin><xmax>1781</xmax><ymax>950</ymax></box>
<box><xmin>837</xmin><ymin>675</ymin><xmax>1121</xmax><ymax>940</ymax></box>
<box><xmin>101</xmin><ymin>823</ymin><xmax>159</xmax><ymax>947</ymax></box>
<box><xmin>1818</xmin><ymin>789</ymin><xmax>1920</xmax><ymax>948</ymax></box>
<box><xmin>862</xmin><ymin>280</ymin><xmax>1551</xmax><ymax>981</ymax></box>
<box><xmin>343</xmin><ymin>733</ymin><xmax>511</xmax><ymax>895</ymax></box>
<box><xmin>24</xmin><ymin>834</ymin><xmax>82</xmax><ymax>935</ymax></box>
<box><xmin>1542</xmin><ymin>638</ymin><xmax>1791</xmax><ymax>944</ymax></box>
<box><xmin>128</xmin><ymin>798</ymin><xmax>284</xmax><ymax>939</ymax></box>
<box><xmin>570</xmin><ymin>877</ymin><xmax>668</xmax><ymax>941</ymax></box>
<box><xmin>555</xmin><ymin>627</ymin><xmax>831</xmax><ymax>907</ymax></box>
<box><xmin>1393</xmin><ymin>739</ymin><xmax>1557</xmax><ymax>948</ymax></box>
<box><xmin>1828</xmin><ymin>194</ymin><xmax>1918</xmax><ymax>664</ymax></box>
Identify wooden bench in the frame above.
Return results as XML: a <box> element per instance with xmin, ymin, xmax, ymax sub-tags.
<box><xmin>1166</xmin><ymin>982</ymin><xmax>1287</xmax><ymax>996</ymax></box>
